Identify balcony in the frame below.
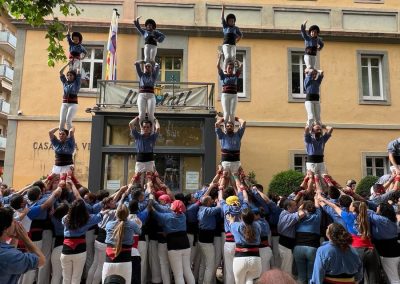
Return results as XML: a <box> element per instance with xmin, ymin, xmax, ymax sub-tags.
<box><xmin>91</xmin><ymin>80</ymin><xmax>215</xmax><ymax>115</ymax></box>
<box><xmin>0</xmin><ymin>64</ymin><xmax>13</xmax><ymax>83</ymax></box>
<box><xmin>0</xmin><ymin>31</ymin><xmax>16</xmax><ymax>55</ymax></box>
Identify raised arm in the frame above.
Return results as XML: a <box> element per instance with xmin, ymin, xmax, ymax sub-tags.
<box><xmin>300</xmin><ymin>20</ymin><xmax>310</xmax><ymax>41</ymax></box>
<box><xmin>237</xmin><ymin>117</ymin><xmax>246</xmax><ymax>128</ymax></box>
<box><xmin>320</xmin><ymin>197</ymin><xmax>342</xmax><ymax>216</ymax></box>
<box><xmin>68</xmin><ymin>127</ymin><xmax>75</xmax><ymax>138</ymax></box>
<box><xmin>59</xmin><ymin>63</ymin><xmax>69</xmax><ymax>75</ymax></box>
<box><xmin>135</xmin><ymin>60</ymin><xmax>144</xmax><ymax>77</ymax></box>
<box><xmin>154</xmin><ymin>118</ymin><xmax>160</xmax><ymax>134</ymax></box>
<box><xmin>49</xmin><ymin>127</ymin><xmax>59</xmax><ymax>140</ymax></box>
<box><xmin>129</xmin><ymin>116</ymin><xmax>140</xmax><ymax>131</ymax></box>
<box><xmin>325</xmin><ymin>125</ymin><xmax>333</xmax><ymax>135</ymax></box>
<box><xmin>217</xmin><ymin>51</ymin><xmax>223</xmax><ymax>72</ymax></box>
<box><xmin>221</xmin><ymin>4</ymin><xmax>225</xmax><ymax>22</ymax></box>
<box><xmin>40</xmin><ymin>187</ymin><xmax>62</xmax><ymax>210</ymax></box>
<box><xmin>133</xmin><ymin>16</ymin><xmax>145</xmax><ymax>36</ymax></box>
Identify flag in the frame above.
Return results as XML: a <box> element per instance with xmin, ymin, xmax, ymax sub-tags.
<box><xmin>105</xmin><ymin>9</ymin><xmax>118</xmax><ymax>80</ymax></box>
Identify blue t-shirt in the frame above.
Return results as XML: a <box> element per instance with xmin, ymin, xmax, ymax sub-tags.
<box><xmin>51</xmin><ymin>136</ymin><xmax>75</xmax><ymax>155</ymax></box>
<box><xmin>216</xmin><ymin>127</ymin><xmax>245</xmax><ymax>151</ymax></box>
<box><xmin>131</xmin><ymin>129</ymin><xmax>158</xmax><ymax>153</ymax></box>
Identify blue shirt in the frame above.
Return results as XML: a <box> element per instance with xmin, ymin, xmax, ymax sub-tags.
<box><xmin>135</xmin><ymin>62</ymin><xmax>160</xmax><ymax>89</ymax></box>
<box><xmin>85</xmin><ymin>201</ymin><xmax>103</xmax><ymax>214</ymax></box>
<box><xmin>230</xmin><ymin>221</ymin><xmax>261</xmax><ymax>246</ymax></box>
<box><xmin>216</xmin><ymin>127</ymin><xmax>245</xmax><ymax>151</ymax></box>
<box><xmin>256</xmin><ymin>218</ymin><xmax>270</xmax><ymax>237</ymax></box>
<box><xmin>67</xmin><ymin>33</ymin><xmax>87</xmax><ymax>56</ymax></box>
<box><xmin>0</xmin><ymin>242</ymin><xmax>39</xmax><ymax>284</ymax></box>
<box><xmin>60</xmin><ymin>73</ymin><xmax>81</xmax><ymax>96</ymax></box>
<box><xmin>340</xmin><ymin>211</ymin><xmax>360</xmax><ymax>236</ymax></box>
<box><xmin>219</xmin><ymin>69</ymin><xmax>240</xmax><ymax>87</ymax></box>
<box><xmin>221</xmin><ymin>199</ymin><xmax>248</xmax><ymax>232</ymax></box>
<box><xmin>132</xmin><ymin>129</ymin><xmax>158</xmax><ymax>153</ymax></box>
<box><xmin>198</xmin><ymin>206</ymin><xmax>221</xmax><ymax>230</ymax></box>
<box><xmin>296</xmin><ymin>208</ymin><xmax>321</xmax><ymax>235</ymax></box>
<box><xmin>134</xmin><ymin>21</ymin><xmax>165</xmax><ymax>45</ymax></box>
<box><xmin>304</xmin><ymin>73</ymin><xmax>323</xmax><ymax>95</ymax></box>
<box><xmin>305</xmin><ymin>133</ymin><xmax>330</xmax><ymax>156</ymax></box>
<box><xmin>51</xmin><ymin>136</ymin><xmax>75</xmax><ymax>155</ymax></box>
<box><xmin>222</xmin><ymin>18</ymin><xmax>242</xmax><ymax>41</ymax></box>
<box><xmin>152</xmin><ymin>211</ymin><xmax>187</xmax><ymax>234</ymax></box>
<box><xmin>62</xmin><ymin>213</ymin><xmax>103</xmax><ymax>237</ymax></box>
<box><xmin>51</xmin><ymin>216</ymin><xmax>65</xmax><ymax>237</ymax></box>
<box><xmin>368</xmin><ymin>210</ymin><xmax>398</xmax><ymax>240</ymax></box>
<box><xmin>185</xmin><ymin>203</ymin><xmax>200</xmax><ymax>223</ymax></box>
<box><xmin>300</xmin><ymin>24</ymin><xmax>324</xmax><ymax>50</ymax></box>
<box><xmin>105</xmin><ymin>220</ymin><xmax>141</xmax><ymax>246</ymax></box>
<box><xmin>321</xmin><ymin>205</ymin><xmax>346</xmax><ymax>228</ymax></box>
<box><xmin>310</xmin><ymin>242</ymin><xmax>362</xmax><ymax>284</ymax></box>
<box><xmin>277</xmin><ymin>210</ymin><xmax>300</xmax><ymax>238</ymax></box>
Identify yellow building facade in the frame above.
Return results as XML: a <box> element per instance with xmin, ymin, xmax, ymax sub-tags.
<box><xmin>5</xmin><ymin>0</ymin><xmax>400</xmax><ymax>191</ymax></box>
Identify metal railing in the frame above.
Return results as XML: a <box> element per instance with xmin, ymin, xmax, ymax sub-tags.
<box><xmin>0</xmin><ymin>64</ymin><xmax>13</xmax><ymax>82</ymax></box>
<box><xmin>0</xmin><ymin>31</ymin><xmax>16</xmax><ymax>49</ymax></box>
<box><xmin>96</xmin><ymin>80</ymin><xmax>215</xmax><ymax>110</ymax></box>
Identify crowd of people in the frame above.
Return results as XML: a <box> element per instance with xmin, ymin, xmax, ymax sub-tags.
<box><xmin>1</xmin><ymin>5</ymin><xmax>400</xmax><ymax>284</ymax></box>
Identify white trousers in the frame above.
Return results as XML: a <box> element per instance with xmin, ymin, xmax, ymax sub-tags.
<box><xmin>86</xmin><ymin>240</ymin><xmax>106</xmax><ymax>284</ymax></box>
<box><xmin>221</xmin><ymin>93</ymin><xmax>238</xmax><ymax>124</ymax></box>
<box><xmin>144</xmin><ymin>44</ymin><xmax>157</xmax><ymax>64</ymax></box>
<box><xmin>271</xmin><ymin>236</ymin><xmax>281</xmax><ymax>268</ymax></box>
<box><xmin>158</xmin><ymin>242</ymin><xmax>171</xmax><ymax>284</ymax></box>
<box><xmin>83</xmin><ymin>229</ymin><xmax>96</xmax><ymax>280</ymax></box>
<box><xmin>61</xmin><ymin>251</ymin><xmax>87</xmax><ymax>284</ymax></box>
<box><xmin>260</xmin><ymin>247</ymin><xmax>273</xmax><ymax>273</ymax></box>
<box><xmin>138</xmin><ymin>239</ymin><xmax>148</xmax><ymax>284</ymax></box>
<box><xmin>224</xmin><ymin>242</ymin><xmax>236</xmax><ymax>284</ymax></box>
<box><xmin>306</xmin><ymin>162</ymin><xmax>328</xmax><ymax>175</ymax></box>
<box><xmin>137</xmin><ymin>92</ymin><xmax>156</xmax><ymax>124</ymax></box>
<box><xmin>233</xmin><ymin>256</ymin><xmax>262</xmax><ymax>284</ymax></box>
<box><xmin>221</xmin><ymin>161</ymin><xmax>241</xmax><ymax>175</ymax></box>
<box><xmin>149</xmin><ymin>240</ymin><xmax>162</xmax><ymax>283</ymax></box>
<box><xmin>279</xmin><ymin>244</ymin><xmax>293</xmax><ymax>275</ymax></box>
<box><xmin>304</xmin><ymin>55</ymin><xmax>317</xmax><ymax>70</ymax></box>
<box><xmin>102</xmin><ymin>262</ymin><xmax>132</xmax><ymax>284</ymax></box>
<box><xmin>39</xmin><ymin>230</ymin><xmax>53</xmax><ymax>284</ymax></box>
<box><xmin>51</xmin><ymin>245</ymin><xmax>63</xmax><ymax>284</ymax></box>
<box><xmin>59</xmin><ymin>103</ymin><xmax>78</xmax><ymax>130</ymax></box>
<box><xmin>69</xmin><ymin>58</ymin><xmax>81</xmax><ymax>71</ymax></box>
<box><xmin>188</xmin><ymin>234</ymin><xmax>201</xmax><ymax>282</ymax></box>
<box><xmin>305</xmin><ymin>101</ymin><xmax>321</xmax><ymax>127</ymax></box>
<box><xmin>222</xmin><ymin>44</ymin><xmax>236</xmax><ymax>68</ymax></box>
<box><xmin>167</xmin><ymin>248</ymin><xmax>196</xmax><ymax>284</ymax></box>
<box><xmin>214</xmin><ymin>236</ymin><xmax>223</xmax><ymax>270</ymax></box>
<box><xmin>20</xmin><ymin>240</ymin><xmax>42</xmax><ymax>284</ymax></box>
<box><xmin>135</xmin><ymin>161</ymin><xmax>155</xmax><ymax>174</ymax></box>
<box><xmin>199</xmin><ymin>242</ymin><xmax>216</xmax><ymax>284</ymax></box>
<box><xmin>381</xmin><ymin>256</ymin><xmax>400</xmax><ymax>284</ymax></box>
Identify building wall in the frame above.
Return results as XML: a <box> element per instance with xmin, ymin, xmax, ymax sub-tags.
<box><xmin>6</xmin><ymin>0</ymin><xmax>400</xmax><ymax>188</ymax></box>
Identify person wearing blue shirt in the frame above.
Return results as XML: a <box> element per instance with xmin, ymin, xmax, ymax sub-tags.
<box><xmin>0</xmin><ymin>207</ymin><xmax>45</xmax><ymax>284</ymax></box>
<box><xmin>304</xmin><ymin>69</ymin><xmax>324</xmax><ymax>129</ymax></box>
<box><xmin>66</xmin><ymin>24</ymin><xmax>87</xmax><ymax>71</ymax></box>
<box><xmin>304</xmin><ymin>124</ymin><xmax>333</xmax><ymax>175</ymax></box>
<box><xmin>103</xmin><ymin>204</ymin><xmax>141</xmax><ymax>284</ymax></box>
<box><xmin>388</xmin><ymin>137</ymin><xmax>400</xmax><ymax>175</ymax></box>
<box><xmin>59</xmin><ymin>62</ymin><xmax>81</xmax><ymax>131</ymax></box>
<box><xmin>152</xmin><ymin>199</ymin><xmax>195</xmax><ymax>284</ymax></box>
<box><xmin>220</xmin><ymin>4</ymin><xmax>243</xmax><ymax>68</ymax></box>
<box><xmin>215</xmin><ymin>116</ymin><xmax>246</xmax><ymax>176</ymax></box>
<box><xmin>217</xmin><ymin>52</ymin><xmax>243</xmax><ymax>124</ymax></box>
<box><xmin>129</xmin><ymin>116</ymin><xmax>160</xmax><ymax>185</ymax></box>
<box><xmin>133</xmin><ymin>17</ymin><xmax>165</xmax><ymax>65</ymax></box>
<box><xmin>300</xmin><ymin>20</ymin><xmax>324</xmax><ymax>70</ymax></box>
<box><xmin>227</xmin><ymin>208</ymin><xmax>262</xmax><ymax>284</ymax></box>
<box><xmin>254</xmin><ymin>208</ymin><xmax>273</xmax><ymax>274</ymax></box>
<box><xmin>293</xmin><ymin>198</ymin><xmax>322</xmax><ymax>284</ymax></box>
<box><xmin>197</xmin><ymin>195</ymin><xmax>222</xmax><ymax>284</ymax></box>
<box><xmin>61</xmin><ymin>199</ymin><xmax>104</xmax><ymax>284</ymax></box>
<box><xmin>310</xmin><ymin>223</ymin><xmax>362</xmax><ymax>284</ymax></box>
<box><xmin>134</xmin><ymin>59</ymin><xmax>160</xmax><ymax>125</ymax></box>
<box><xmin>49</xmin><ymin>126</ymin><xmax>76</xmax><ymax>177</ymax></box>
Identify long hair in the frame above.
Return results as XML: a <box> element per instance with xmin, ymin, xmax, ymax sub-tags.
<box><xmin>352</xmin><ymin>201</ymin><xmax>370</xmax><ymax>239</ymax></box>
<box><xmin>113</xmin><ymin>204</ymin><xmax>129</xmax><ymax>257</ymax></box>
<box><xmin>65</xmin><ymin>199</ymin><xmax>89</xmax><ymax>230</ymax></box>
<box><xmin>378</xmin><ymin>202</ymin><xmax>396</xmax><ymax>223</ymax></box>
<box><xmin>241</xmin><ymin>208</ymin><xmax>256</xmax><ymax>243</ymax></box>
<box><xmin>327</xmin><ymin>223</ymin><xmax>352</xmax><ymax>251</ymax></box>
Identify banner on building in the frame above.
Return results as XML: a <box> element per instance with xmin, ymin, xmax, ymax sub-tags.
<box><xmin>105</xmin><ymin>9</ymin><xmax>118</xmax><ymax>80</ymax></box>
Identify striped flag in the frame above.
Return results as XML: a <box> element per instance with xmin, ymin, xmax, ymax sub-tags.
<box><xmin>105</xmin><ymin>9</ymin><xmax>118</xmax><ymax>80</ymax></box>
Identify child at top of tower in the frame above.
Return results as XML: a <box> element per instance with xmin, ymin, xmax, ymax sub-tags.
<box><xmin>66</xmin><ymin>24</ymin><xmax>87</xmax><ymax>71</ymax></box>
<box><xmin>134</xmin><ymin>16</ymin><xmax>165</xmax><ymax>65</ymax></box>
<box><xmin>301</xmin><ymin>20</ymin><xmax>324</xmax><ymax>70</ymax></box>
<box><xmin>221</xmin><ymin>4</ymin><xmax>243</xmax><ymax>68</ymax></box>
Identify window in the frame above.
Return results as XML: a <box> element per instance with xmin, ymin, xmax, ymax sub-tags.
<box><xmin>289</xmin><ymin>51</ymin><xmax>307</xmax><ymax>99</ymax></box>
<box><xmin>156</xmin><ymin>55</ymin><xmax>183</xmax><ymax>82</ymax></box>
<box><xmin>361</xmin><ymin>56</ymin><xmax>383</xmax><ymax>100</ymax></box>
<box><xmin>365</xmin><ymin>156</ymin><xmax>389</xmax><ymax>176</ymax></box>
<box><xmin>236</xmin><ymin>51</ymin><xmax>246</xmax><ymax>98</ymax></box>
<box><xmin>80</xmin><ymin>47</ymin><xmax>104</xmax><ymax>91</ymax></box>
<box><xmin>293</xmin><ymin>154</ymin><xmax>307</xmax><ymax>174</ymax></box>
<box><xmin>357</xmin><ymin>51</ymin><xmax>389</xmax><ymax>104</ymax></box>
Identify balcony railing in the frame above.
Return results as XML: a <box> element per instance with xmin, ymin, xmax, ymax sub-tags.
<box><xmin>0</xmin><ymin>137</ymin><xmax>6</xmax><ymax>149</ymax></box>
<box><xmin>0</xmin><ymin>31</ymin><xmax>16</xmax><ymax>53</ymax></box>
<box><xmin>0</xmin><ymin>64</ymin><xmax>13</xmax><ymax>82</ymax></box>
<box><xmin>96</xmin><ymin>80</ymin><xmax>215</xmax><ymax>111</ymax></box>
<box><xmin>0</xmin><ymin>100</ymin><xmax>10</xmax><ymax>114</ymax></box>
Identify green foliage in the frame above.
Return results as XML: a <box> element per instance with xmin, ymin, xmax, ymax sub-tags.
<box><xmin>356</xmin><ymin>175</ymin><xmax>378</xmax><ymax>197</ymax></box>
<box><xmin>268</xmin><ymin>170</ymin><xmax>304</xmax><ymax>196</ymax></box>
<box><xmin>0</xmin><ymin>0</ymin><xmax>81</xmax><ymax>66</ymax></box>
<box><xmin>247</xmin><ymin>170</ymin><xmax>257</xmax><ymax>185</ymax></box>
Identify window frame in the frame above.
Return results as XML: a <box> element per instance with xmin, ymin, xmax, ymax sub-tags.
<box><xmin>217</xmin><ymin>46</ymin><xmax>251</xmax><ymax>101</ymax></box>
<box><xmin>357</xmin><ymin>50</ymin><xmax>390</xmax><ymax>105</ymax></box>
<box><xmin>288</xmin><ymin>47</ymin><xmax>319</xmax><ymax>102</ymax></box>
<box><xmin>79</xmin><ymin>42</ymin><xmax>107</xmax><ymax>95</ymax></box>
<box><xmin>361</xmin><ymin>152</ymin><xmax>390</xmax><ymax>177</ymax></box>
<box><xmin>289</xmin><ymin>150</ymin><xmax>307</xmax><ymax>174</ymax></box>
<box><xmin>354</xmin><ymin>0</ymin><xmax>384</xmax><ymax>3</ymax></box>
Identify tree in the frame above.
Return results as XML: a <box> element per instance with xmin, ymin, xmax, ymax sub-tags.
<box><xmin>356</xmin><ymin>175</ymin><xmax>379</xmax><ymax>197</ymax></box>
<box><xmin>1</xmin><ymin>0</ymin><xmax>81</xmax><ymax>66</ymax></box>
<box><xmin>268</xmin><ymin>170</ymin><xmax>304</xmax><ymax>196</ymax></box>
